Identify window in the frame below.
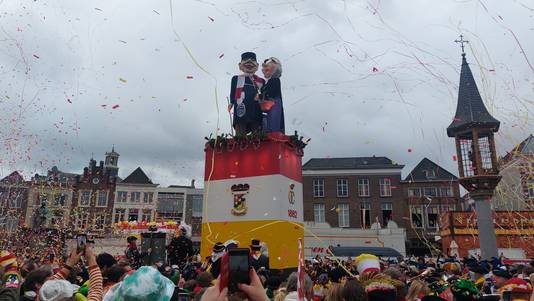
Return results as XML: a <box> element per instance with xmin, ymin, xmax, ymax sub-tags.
<box><xmin>142</xmin><ymin>209</ymin><xmax>152</xmax><ymax>221</ymax></box>
<box><xmin>528</xmin><ymin>179</ymin><xmax>534</xmax><ymax>198</ymax></box>
<box><xmin>411</xmin><ymin>206</ymin><xmax>423</xmax><ymax>228</ymax></box>
<box><xmin>338</xmin><ymin>203</ymin><xmax>349</xmax><ymax>227</ymax></box>
<box><xmin>128</xmin><ymin>209</ymin><xmax>139</xmax><ymax>221</ymax></box>
<box><xmin>192</xmin><ymin>196</ymin><xmax>203</xmax><ymax>217</ymax></box>
<box><xmin>143</xmin><ymin>192</ymin><xmax>153</xmax><ymax>203</ymax></box>
<box><xmin>79</xmin><ymin>191</ymin><xmax>90</xmax><ymax>206</ymax></box>
<box><xmin>37</xmin><ymin>193</ymin><xmax>48</xmax><ymax>206</ymax></box>
<box><xmin>427</xmin><ymin>207</ymin><xmax>439</xmax><ymax>228</ymax></box>
<box><xmin>130</xmin><ymin>192</ymin><xmax>141</xmax><ymax>202</ymax></box>
<box><xmin>156</xmin><ymin>192</ymin><xmax>185</xmax><ymax>222</ymax></box>
<box><xmin>360</xmin><ymin>202</ymin><xmax>371</xmax><ymax>228</ymax></box>
<box><xmin>381</xmin><ymin>202</ymin><xmax>393</xmax><ymax>225</ymax></box>
<box><xmin>117</xmin><ymin>191</ymin><xmax>127</xmax><ymax>202</ymax></box>
<box><xmin>313</xmin><ymin>204</ymin><xmax>325</xmax><ymax>223</ymax></box>
<box><xmin>336</xmin><ymin>179</ymin><xmax>348</xmax><ymax>197</ymax></box>
<box><xmin>53</xmin><ymin>193</ymin><xmax>66</xmax><ymax>206</ymax></box>
<box><xmin>76</xmin><ymin>212</ymin><xmax>89</xmax><ymax>230</ymax></box>
<box><xmin>425</xmin><ymin>170</ymin><xmax>436</xmax><ymax>178</ymax></box>
<box><xmin>379</xmin><ymin>178</ymin><xmax>392</xmax><ymax>197</ymax></box>
<box><xmin>114</xmin><ymin>209</ymin><xmax>126</xmax><ymax>223</ymax></box>
<box><xmin>9</xmin><ymin>194</ymin><xmax>22</xmax><ymax>208</ymax></box>
<box><xmin>440</xmin><ymin>187</ymin><xmax>453</xmax><ymax>197</ymax></box>
<box><xmin>313</xmin><ymin>179</ymin><xmax>324</xmax><ymax>198</ymax></box>
<box><xmin>358</xmin><ymin>179</ymin><xmax>370</xmax><ymax>197</ymax></box>
<box><xmin>408</xmin><ymin>188</ymin><xmax>421</xmax><ymax>197</ymax></box>
<box><xmin>441</xmin><ymin>204</ymin><xmax>456</xmax><ymax>212</ymax></box>
<box><xmin>97</xmin><ymin>191</ymin><xmax>107</xmax><ymax>207</ymax></box>
<box><xmin>94</xmin><ymin>215</ymin><xmax>106</xmax><ymax>231</ymax></box>
<box><xmin>423</xmin><ymin>187</ymin><xmax>438</xmax><ymax>197</ymax></box>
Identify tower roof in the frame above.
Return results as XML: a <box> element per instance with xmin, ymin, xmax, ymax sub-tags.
<box><xmin>106</xmin><ymin>145</ymin><xmax>119</xmax><ymax>157</ymax></box>
<box><xmin>447</xmin><ymin>54</ymin><xmax>500</xmax><ymax>137</ymax></box>
<box><xmin>121</xmin><ymin>167</ymin><xmax>153</xmax><ymax>184</ymax></box>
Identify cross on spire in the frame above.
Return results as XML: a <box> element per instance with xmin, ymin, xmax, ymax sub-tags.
<box><xmin>454</xmin><ymin>35</ymin><xmax>469</xmax><ymax>56</ymax></box>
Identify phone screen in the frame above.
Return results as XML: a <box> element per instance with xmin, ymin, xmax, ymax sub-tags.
<box><xmin>228</xmin><ymin>248</ymin><xmax>251</xmax><ymax>292</ymax></box>
<box><xmin>76</xmin><ymin>234</ymin><xmax>87</xmax><ymax>252</ymax></box>
<box><xmin>177</xmin><ymin>293</ymin><xmax>189</xmax><ymax>301</ymax></box>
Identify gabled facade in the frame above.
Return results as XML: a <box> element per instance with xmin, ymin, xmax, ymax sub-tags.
<box><xmin>401</xmin><ymin>158</ymin><xmax>460</xmax><ymax>255</ymax></box>
<box><xmin>0</xmin><ymin>171</ymin><xmax>29</xmax><ymax>231</ymax></box>
<box><xmin>26</xmin><ymin>167</ymin><xmax>77</xmax><ymax>230</ymax></box>
<box><xmin>72</xmin><ymin>151</ymin><xmax>118</xmax><ymax>235</ymax></box>
<box><xmin>112</xmin><ymin>167</ymin><xmax>159</xmax><ymax>225</ymax></box>
<box><xmin>493</xmin><ymin>135</ymin><xmax>534</xmax><ymax>211</ymax></box>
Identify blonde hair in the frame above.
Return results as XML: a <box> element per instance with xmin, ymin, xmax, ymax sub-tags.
<box><xmin>274</xmin><ymin>287</ymin><xmax>287</xmax><ymax>301</ymax></box>
<box><xmin>406</xmin><ymin>279</ymin><xmax>430</xmax><ymax>301</ymax></box>
<box><xmin>325</xmin><ymin>283</ymin><xmax>344</xmax><ymax>301</ymax></box>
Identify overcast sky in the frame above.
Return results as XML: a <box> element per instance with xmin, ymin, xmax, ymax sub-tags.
<box><xmin>0</xmin><ymin>0</ymin><xmax>533</xmax><ymax>187</ymax></box>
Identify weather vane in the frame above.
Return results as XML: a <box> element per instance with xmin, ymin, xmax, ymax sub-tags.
<box><xmin>454</xmin><ymin>34</ymin><xmax>469</xmax><ymax>55</ymax></box>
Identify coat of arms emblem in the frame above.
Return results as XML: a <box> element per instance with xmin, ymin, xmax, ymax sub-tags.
<box><xmin>231</xmin><ymin>184</ymin><xmax>249</xmax><ymax>216</ymax></box>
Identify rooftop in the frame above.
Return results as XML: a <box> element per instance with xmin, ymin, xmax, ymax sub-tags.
<box><xmin>302</xmin><ymin>156</ymin><xmax>403</xmax><ymax>170</ymax></box>
<box><xmin>121</xmin><ymin>167</ymin><xmax>153</xmax><ymax>184</ymax></box>
<box><xmin>403</xmin><ymin>157</ymin><xmax>458</xmax><ymax>182</ymax></box>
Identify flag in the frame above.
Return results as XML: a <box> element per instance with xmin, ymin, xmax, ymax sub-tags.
<box><xmin>297</xmin><ymin>239</ymin><xmax>305</xmax><ymax>301</ymax></box>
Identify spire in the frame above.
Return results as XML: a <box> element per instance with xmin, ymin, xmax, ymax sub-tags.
<box><xmin>447</xmin><ymin>44</ymin><xmax>500</xmax><ymax>137</ymax></box>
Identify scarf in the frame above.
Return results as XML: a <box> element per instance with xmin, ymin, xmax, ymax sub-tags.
<box><xmin>234</xmin><ymin>74</ymin><xmax>263</xmax><ymax>104</ymax></box>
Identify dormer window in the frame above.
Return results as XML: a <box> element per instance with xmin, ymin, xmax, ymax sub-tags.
<box><xmin>425</xmin><ymin>170</ymin><xmax>436</xmax><ymax>178</ymax></box>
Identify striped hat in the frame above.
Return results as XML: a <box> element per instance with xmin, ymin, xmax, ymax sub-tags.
<box><xmin>0</xmin><ymin>250</ymin><xmax>17</xmax><ymax>268</ymax></box>
<box><xmin>354</xmin><ymin>254</ymin><xmax>380</xmax><ymax>274</ymax></box>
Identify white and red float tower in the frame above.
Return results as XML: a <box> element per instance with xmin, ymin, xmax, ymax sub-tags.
<box><xmin>201</xmin><ymin>132</ymin><xmax>305</xmax><ymax>270</ymax></box>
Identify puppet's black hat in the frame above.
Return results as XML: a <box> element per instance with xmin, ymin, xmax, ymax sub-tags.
<box><xmin>241</xmin><ymin>52</ymin><xmax>257</xmax><ymax>61</ymax></box>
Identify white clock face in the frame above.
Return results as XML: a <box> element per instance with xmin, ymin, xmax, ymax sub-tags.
<box><xmin>92</xmin><ymin>178</ymin><xmax>100</xmax><ymax>184</ymax></box>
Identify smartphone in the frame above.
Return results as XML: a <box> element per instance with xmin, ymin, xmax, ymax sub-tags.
<box><xmin>76</xmin><ymin>234</ymin><xmax>87</xmax><ymax>253</ymax></box>
<box><xmin>220</xmin><ymin>248</ymin><xmax>251</xmax><ymax>292</ymax></box>
<box><xmin>177</xmin><ymin>292</ymin><xmax>189</xmax><ymax>301</ymax></box>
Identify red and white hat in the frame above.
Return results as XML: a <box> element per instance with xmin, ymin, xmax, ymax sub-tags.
<box><xmin>499</xmin><ymin>278</ymin><xmax>533</xmax><ymax>294</ymax></box>
<box><xmin>354</xmin><ymin>254</ymin><xmax>380</xmax><ymax>274</ymax></box>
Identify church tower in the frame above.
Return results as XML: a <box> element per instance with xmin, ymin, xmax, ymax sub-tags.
<box><xmin>105</xmin><ymin>146</ymin><xmax>120</xmax><ymax>178</ymax></box>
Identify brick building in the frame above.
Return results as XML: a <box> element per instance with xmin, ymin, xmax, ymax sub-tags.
<box><xmin>0</xmin><ymin>171</ymin><xmax>29</xmax><ymax>232</ymax></box>
<box><xmin>71</xmin><ymin>149</ymin><xmax>119</xmax><ymax>235</ymax></box>
<box><xmin>302</xmin><ymin>157</ymin><xmax>408</xmax><ymax>229</ymax></box>
<box><xmin>401</xmin><ymin>158</ymin><xmax>460</xmax><ymax>255</ymax></box>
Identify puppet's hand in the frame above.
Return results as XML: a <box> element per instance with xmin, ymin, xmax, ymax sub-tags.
<box><xmin>227</xmin><ymin>104</ymin><xmax>232</xmax><ymax>112</ymax></box>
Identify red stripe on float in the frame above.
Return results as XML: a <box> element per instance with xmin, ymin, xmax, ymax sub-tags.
<box><xmin>204</xmin><ymin>134</ymin><xmax>303</xmax><ymax>182</ymax></box>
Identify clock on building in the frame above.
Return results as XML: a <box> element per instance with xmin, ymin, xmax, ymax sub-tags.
<box><xmin>92</xmin><ymin>178</ymin><xmax>100</xmax><ymax>184</ymax></box>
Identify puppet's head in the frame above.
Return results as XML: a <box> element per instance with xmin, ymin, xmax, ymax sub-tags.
<box><xmin>239</xmin><ymin>52</ymin><xmax>258</xmax><ymax>75</ymax></box>
<box><xmin>262</xmin><ymin>57</ymin><xmax>282</xmax><ymax>79</ymax></box>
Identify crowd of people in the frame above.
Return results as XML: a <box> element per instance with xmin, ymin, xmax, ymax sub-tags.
<box><xmin>1</xmin><ymin>228</ymin><xmax>534</xmax><ymax>301</ymax></box>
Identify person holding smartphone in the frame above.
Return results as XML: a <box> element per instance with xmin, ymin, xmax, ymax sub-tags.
<box><xmin>200</xmin><ymin>268</ymin><xmax>269</xmax><ymax>301</ymax></box>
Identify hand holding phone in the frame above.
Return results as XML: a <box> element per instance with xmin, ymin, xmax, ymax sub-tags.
<box><xmin>237</xmin><ymin>268</ymin><xmax>270</xmax><ymax>301</ymax></box>
<box><xmin>219</xmin><ymin>248</ymin><xmax>251</xmax><ymax>293</ymax></box>
<box><xmin>76</xmin><ymin>234</ymin><xmax>87</xmax><ymax>253</ymax></box>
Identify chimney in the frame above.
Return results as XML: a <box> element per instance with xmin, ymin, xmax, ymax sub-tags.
<box><xmin>191</xmin><ymin>179</ymin><xmax>196</xmax><ymax>188</ymax></box>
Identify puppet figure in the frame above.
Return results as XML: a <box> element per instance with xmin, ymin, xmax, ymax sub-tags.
<box><xmin>229</xmin><ymin>52</ymin><xmax>265</xmax><ymax>135</ymax></box>
<box><xmin>259</xmin><ymin>57</ymin><xmax>284</xmax><ymax>133</ymax></box>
